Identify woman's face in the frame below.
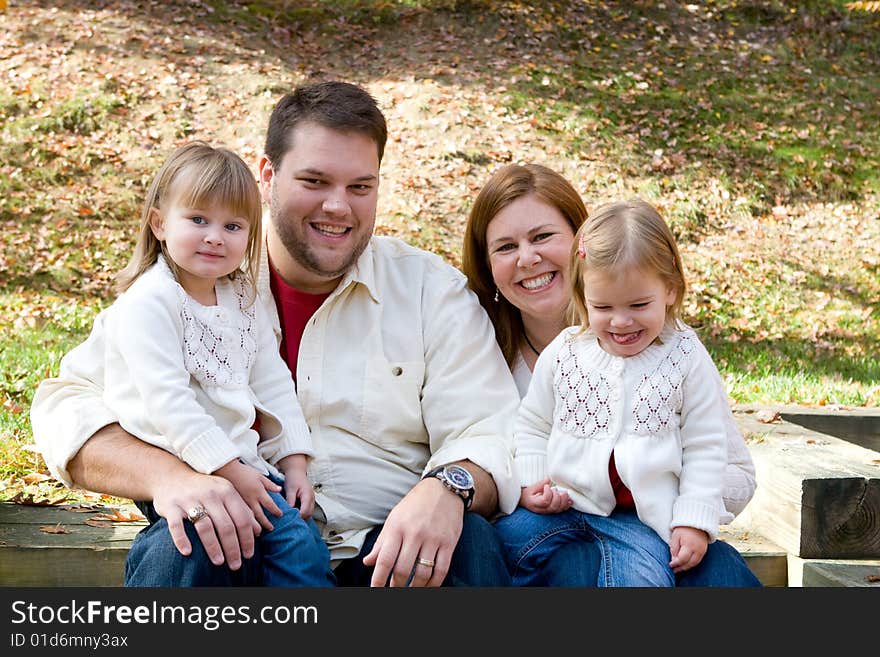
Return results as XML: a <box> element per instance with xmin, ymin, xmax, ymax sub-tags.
<box><xmin>486</xmin><ymin>194</ymin><xmax>575</xmax><ymax>326</ymax></box>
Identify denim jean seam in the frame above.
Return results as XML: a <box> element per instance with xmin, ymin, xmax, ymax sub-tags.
<box><xmin>513</xmin><ymin>522</ymin><xmax>582</xmax><ymax>571</ymax></box>
<box><xmin>577</xmin><ymin>520</ymin><xmax>613</xmax><ymax>586</ymax></box>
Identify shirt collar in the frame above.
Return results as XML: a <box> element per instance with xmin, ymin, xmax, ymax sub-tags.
<box><xmin>335</xmin><ymin>237</ymin><xmax>380</xmax><ymax>305</ymax></box>
<box><xmin>257</xmin><ymin>219</ymin><xmax>381</xmax><ymax>305</ymax></box>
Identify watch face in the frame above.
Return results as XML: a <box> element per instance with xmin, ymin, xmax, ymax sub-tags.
<box><xmin>444</xmin><ymin>465</ymin><xmax>474</xmax><ymax>490</ymax></box>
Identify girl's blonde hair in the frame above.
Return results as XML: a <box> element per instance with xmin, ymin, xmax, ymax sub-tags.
<box><xmin>569</xmin><ymin>199</ymin><xmax>686</xmax><ymax>332</ymax></box>
<box><xmin>117</xmin><ymin>141</ymin><xmax>263</xmax><ymax>296</ymax></box>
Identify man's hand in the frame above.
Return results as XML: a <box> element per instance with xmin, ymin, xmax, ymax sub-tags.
<box><xmin>362</xmin><ymin>476</ymin><xmax>464</xmax><ymax>587</ymax></box>
<box><xmin>669</xmin><ymin>526</ymin><xmax>709</xmax><ymax>573</ymax></box>
<box><xmin>214</xmin><ymin>459</ymin><xmax>284</xmax><ymax>532</ymax></box>
<box><xmin>519</xmin><ymin>478</ymin><xmax>572</xmax><ymax>514</ymax></box>
<box><xmin>69</xmin><ymin>423</ymin><xmax>262</xmax><ymax>571</ymax></box>
<box><xmin>277</xmin><ymin>454</ymin><xmax>315</xmax><ymax>520</ymax></box>
<box><xmin>151</xmin><ymin>468</ymin><xmax>262</xmax><ymax>570</ymax></box>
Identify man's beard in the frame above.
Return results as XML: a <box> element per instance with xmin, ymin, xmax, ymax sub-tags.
<box><xmin>270</xmin><ymin>190</ymin><xmax>371</xmax><ymax>281</ymax></box>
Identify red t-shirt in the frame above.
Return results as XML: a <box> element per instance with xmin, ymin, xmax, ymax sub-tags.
<box><xmin>268</xmin><ymin>261</ymin><xmax>330</xmax><ymax>382</ymax></box>
<box><xmin>608</xmin><ymin>451</ymin><xmax>635</xmax><ymax>510</ymax></box>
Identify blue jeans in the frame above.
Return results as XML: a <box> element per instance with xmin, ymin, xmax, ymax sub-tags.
<box><xmin>127</xmin><ymin>505</ymin><xmax>509</xmax><ymax>587</ymax></box>
<box><xmin>333</xmin><ymin>512</ymin><xmax>512</xmax><ymax>586</ymax></box>
<box><xmin>676</xmin><ymin>538</ymin><xmax>761</xmax><ymax>587</ymax></box>
<box><xmin>125</xmin><ymin>478</ymin><xmax>335</xmax><ymax>587</ymax></box>
<box><xmin>496</xmin><ymin>507</ymin><xmax>761</xmax><ymax>587</ymax></box>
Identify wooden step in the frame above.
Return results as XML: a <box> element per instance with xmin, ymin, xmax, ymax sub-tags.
<box><xmin>786</xmin><ymin>553</ymin><xmax>880</xmax><ymax>587</ymax></box>
<box><xmin>801</xmin><ymin>561</ymin><xmax>880</xmax><ymax>587</ymax></box>
<box><xmin>0</xmin><ymin>501</ymin><xmax>788</xmax><ymax>587</ymax></box>
<box><xmin>718</xmin><ymin>525</ymin><xmax>788</xmax><ymax>587</ymax></box>
<box><xmin>0</xmin><ymin>502</ymin><xmax>146</xmax><ymax>587</ymax></box>
<box><xmin>731</xmin><ymin>407</ymin><xmax>880</xmax><ymax>559</ymax></box>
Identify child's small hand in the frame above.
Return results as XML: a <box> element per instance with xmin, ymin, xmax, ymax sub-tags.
<box><xmin>519</xmin><ymin>478</ymin><xmax>573</xmax><ymax>515</ymax></box>
<box><xmin>669</xmin><ymin>526</ymin><xmax>709</xmax><ymax>573</ymax></box>
<box><xmin>277</xmin><ymin>454</ymin><xmax>315</xmax><ymax>520</ymax></box>
<box><xmin>214</xmin><ymin>459</ymin><xmax>283</xmax><ymax>533</ymax></box>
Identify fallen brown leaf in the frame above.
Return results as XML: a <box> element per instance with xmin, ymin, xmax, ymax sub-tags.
<box><xmin>84</xmin><ymin>518</ymin><xmax>113</xmax><ymax>528</ymax></box>
<box><xmin>866</xmin><ymin>574</ymin><xmax>880</xmax><ymax>583</ymax></box>
<box><xmin>755</xmin><ymin>410</ymin><xmax>782</xmax><ymax>424</ymax></box>
<box><xmin>91</xmin><ymin>509</ymin><xmax>146</xmax><ymax>523</ymax></box>
<box><xmin>39</xmin><ymin>524</ymin><xmax>71</xmax><ymax>534</ymax></box>
<box><xmin>8</xmin><ymin>490</ymin><xmax>70</xmax><ymax>506</ymax></box>
<box><xmin>59</xmin><ymin>504</ymin><xmax>104</xmax><ymax>512</ymax></box>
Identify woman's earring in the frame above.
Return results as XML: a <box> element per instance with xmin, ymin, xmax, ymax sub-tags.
<box><xmin>494</xmin><ymin>288</ymin><xmax>500</xmax><ymax>302</ymax></box>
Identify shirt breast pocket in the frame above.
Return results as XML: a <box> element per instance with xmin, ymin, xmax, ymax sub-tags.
<box><xmin>360</xmin><ymin>358</ymin><xmax>426</xmax><ymax>449</ymax></box>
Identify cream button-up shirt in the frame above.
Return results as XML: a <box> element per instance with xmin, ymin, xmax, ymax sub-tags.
<box><xmin>32</xmin><ymin>235</ymin><xmax>522</xmax><ymax>562</ymax></box>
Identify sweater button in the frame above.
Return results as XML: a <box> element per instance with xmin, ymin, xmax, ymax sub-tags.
<box><xmin>391</xmin><ymin>366</ymin><xmax>403</xmax><ymax>376</ymax></box>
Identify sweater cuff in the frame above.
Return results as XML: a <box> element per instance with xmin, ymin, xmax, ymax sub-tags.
<box><xmin>260</xmin><ymin>425</ymin><xmax>314</xmax><ymax>466</ymax></box>
<box><xmin>179</xmin><ymin>427</ymin><xmax>241</xmax><ymax>474</ymax></box>
<box><xmin>671</xmin><ymin>497</ymin><xmax>720</xmax><ymax>542</ymax></box>
<box><xmin>514</xmin><ymin>454</ymin><xmax>548</xmax><ymax>488</ymax></box>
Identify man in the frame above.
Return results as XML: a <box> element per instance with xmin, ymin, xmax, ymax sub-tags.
<box><xmin>31</xmin><ymin>81</ymin><xmax>521</xmax><ymax>587</ymax></box>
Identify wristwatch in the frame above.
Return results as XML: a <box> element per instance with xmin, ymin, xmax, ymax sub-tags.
<box><xmin>423</xmin><ymin>464</ymin><xmax>475</xmax><ymax>511</ymax></box>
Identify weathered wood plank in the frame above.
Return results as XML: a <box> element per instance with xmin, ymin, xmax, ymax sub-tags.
<box><xmin>0</xmin><ymin>547</ymin><xmax>128</xmax><ymax>586</ymax></box>
<box><xmin>718</xmin><ymin>526</ymin><xmax>787</xmax><ymax>587</ymax></box>
<box><xmin>735</xmin><ymin>404</ymin><xmax>880</xmax><ymax>453</ymax></box>
<box><xmin>0</xmin><ymin>502</ymin><xmax>146</xmax><ymax>587</ymax></box>
<box><xmin>801</xmin><ymin>560</ymin><xmax>880</xmax><ymax>587</ymax></box>
<box><xmin>732</xmin><ymin>410</ymin><xmax>880</xmax><ymax>559</ymax></box>
<box><xmin>779</xmin><ymin>408</ymin><xmax>880</xmax><ymax>453</ymax></box>
<box><xmin>0</xmin><ymin>502</ymin><xmax>786</xmax><ymax>586</ymax></box>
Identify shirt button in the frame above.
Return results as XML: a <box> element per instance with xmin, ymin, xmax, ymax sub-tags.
<box><xmin>391</xmin><ymin>366</ymin><xmax>403</xmax><ymax>376</ymax></box>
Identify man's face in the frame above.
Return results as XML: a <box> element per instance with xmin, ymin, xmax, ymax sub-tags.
<box><xmin>260</xmin><ymin>121</ymin><xmax>380</xmax><ymax>293</ymax></box>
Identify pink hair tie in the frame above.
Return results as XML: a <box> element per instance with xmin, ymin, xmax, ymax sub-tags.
<box><xmin>577</xmin><ymin>233</ymin><xmax>587</xmax><ymax>259</ymax></box>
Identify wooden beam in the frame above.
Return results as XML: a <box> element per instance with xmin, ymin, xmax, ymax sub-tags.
<box><xmin>718</xmin><ymin>526</ymin><xmax>788</xmax><ymax>587</ymax></box>
<box><xmin>0</xmin><ymin>502</ymin><xmax>146</xmax><ymax>587</ymax></box>
<box><xmin>731</xmin><ymin>410</ymin><xmax>880</xmax><ymax>559</ymax></box>
<box><xmin>800</xmin><ymin>560</ymin><xmax>880</xmax><ymax>587</ymax></box>
<box><xmin>737</xmin><ymin>404</ymin><xmax>880</xmax><ymax>453</ymax></box>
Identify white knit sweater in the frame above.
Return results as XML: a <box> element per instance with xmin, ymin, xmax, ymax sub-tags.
<box><xmin>515</xmin><ymin>325</ymin><xmax>727</xmax><ymax>543</ymax></box>
<box><xmin>511</xmin><ymin>349</ymin><xmax>755</xmax><ymax>522</ymax></box>
<box><xmin>100</xmin><ymin>256</ymin><xmax>313</xmax><ymax>477</ymax></box>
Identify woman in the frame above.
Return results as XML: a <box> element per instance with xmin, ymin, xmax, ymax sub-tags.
<box><xmin>462</xmin><ymin>163</ymin><xmax>760</xmax><ymax>587</ymax></box>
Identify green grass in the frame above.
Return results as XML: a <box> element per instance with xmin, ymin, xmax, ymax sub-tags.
<box><xmin>708</xmin><ymin>339</ymin><xmax>880</xmax><ymax>406</ymax></box>
<box><xmin>0</xmin><ymin>294</ymin><xmax>107</xmax><ymax>489</ymax></box>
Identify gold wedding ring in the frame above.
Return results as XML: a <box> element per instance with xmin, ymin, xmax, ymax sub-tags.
<box><xmin>186</xmin><ymin>505</ymin><xmax>208</xmax><ymax>523</ymax></box>
<box><xmin>417</xmin><ymin>557</ymin><xmax>435</xmax><ymax>568</ymax></box>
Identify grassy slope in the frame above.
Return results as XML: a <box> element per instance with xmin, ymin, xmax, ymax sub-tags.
<box><xmin>1</xmin><ymin>0</ymin><xmax>878</xmax><ymax>490</ymax></box>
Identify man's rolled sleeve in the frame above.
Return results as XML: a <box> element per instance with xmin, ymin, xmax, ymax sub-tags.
<box><xmin>420</xmin><ymin>266</ymin><xmax>521</xmax><ymax>514</ymax></box>
<box><xmin>30</xmin><ymin>311</ymin><xmax>117</xmax><ymax>487</ymax></box>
